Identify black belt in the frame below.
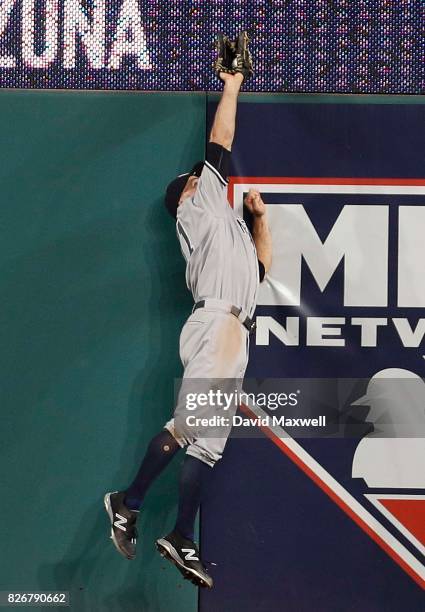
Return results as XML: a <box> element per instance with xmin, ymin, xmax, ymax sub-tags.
<box><xmin>193</xmin><ymin>299</ymin><xmax>256</xmax><ymax>334</ymax></box>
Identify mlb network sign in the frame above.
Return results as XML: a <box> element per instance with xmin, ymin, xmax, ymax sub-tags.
<box><xmin>230</xmin><ymin>175</ymin><xmax>425</xmax><ymax>589</ymax></box>
<box><xmin>230</xmin><ymin>177</ymin><xmax>425</xmax><ymax>351</ymax></box>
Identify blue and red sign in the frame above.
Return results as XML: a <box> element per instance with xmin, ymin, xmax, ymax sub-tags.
<box><xmin>201</xmin><ymin>98</ymin><xmax>425</xmax><ymax>611</ymax></box>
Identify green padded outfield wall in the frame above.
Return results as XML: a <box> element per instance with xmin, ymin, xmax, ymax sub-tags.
<box><xmin>0</xmin><ymin>91</ymin><xmax>205</xmax><ymax>611</ymax></box>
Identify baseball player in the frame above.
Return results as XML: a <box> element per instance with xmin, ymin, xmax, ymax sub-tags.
<box><xmin>104</xmin><ymin>33</ymin><xmax>272</xmax><ymax>589</ymax></box>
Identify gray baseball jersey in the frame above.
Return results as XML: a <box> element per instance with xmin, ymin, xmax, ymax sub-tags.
<box><xmin>175</xmin><ymin>157</ymin><xmax>259</xmax><ymax>318</ymax></box>
<box><xmin>164</xmin><ymin>144</ymin><xmax>262</xmax><ymax>466</ymax></box>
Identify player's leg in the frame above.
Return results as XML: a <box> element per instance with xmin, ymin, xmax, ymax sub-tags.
<box><xmin>156</xmin><ymin>432</ymin><xmax>233</xmax><ymax>588</ymax></box>
<box><xmin>156</xmin><ymin>454</ymin><xmax>213</xmax><ymax>588</ymax></box>
<box><xmin>157</xmin><ymin>311</ymin><xmax>249</xmax><ymax>587</ymax></box>
<box><xmin>103</xmin><ymin>312</ymin><xmax>202</xmax><ymax>559</ymax></box>
<box><xmin>104</xmin><ymin>427</ymin><xmax>182</xmax><ymax>559</ymax></box>
<box><xmin>124</xmin><ymin>428</ymin><xmax>182</xmax><ymax>510</ymax></box>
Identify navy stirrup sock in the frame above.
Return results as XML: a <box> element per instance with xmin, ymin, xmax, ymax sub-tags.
<box><xmin>124</xmin><ymin>429</ymin><xmax>180</xmax><ymax>511</ymax></box>
<box><xmin>175</xmin><ymin>455</ymin><xmax>211</xmax><ymax>542</ymax></box>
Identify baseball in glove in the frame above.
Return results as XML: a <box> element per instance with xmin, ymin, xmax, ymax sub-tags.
<box><xmin>213</xmin><ymin>31</ymin><xmax>254</xmax><ymax>81</ymax></box>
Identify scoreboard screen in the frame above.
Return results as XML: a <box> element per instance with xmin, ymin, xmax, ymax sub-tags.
<box><xmin>0</xmin><ymin>0</ymin><xmax>423</xmax><ymax>93</ymax></box>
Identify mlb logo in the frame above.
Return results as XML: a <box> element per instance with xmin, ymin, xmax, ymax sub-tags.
<box><xmin>229</xmin><ymin>176</ymin><xmax>425</xmax><ymax>588</ymax></box>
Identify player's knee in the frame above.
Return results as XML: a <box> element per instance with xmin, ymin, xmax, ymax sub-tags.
<box><xmin>163</xmin><ymin>423</ymin><xmax>188</xmax><ymax>449</ymax></box>
<box><xmin>186</xmin><ymin>445</ymin><xmax>223</xmax><ymax>467</ymax></box>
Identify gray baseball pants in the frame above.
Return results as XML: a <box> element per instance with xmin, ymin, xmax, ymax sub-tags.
<box><xmin>164</xmin><ymin>305</ymin><xmax>249</xmax><ymax>466</ymax></box>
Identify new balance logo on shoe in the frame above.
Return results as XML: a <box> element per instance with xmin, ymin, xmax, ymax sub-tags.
<box><xmin>182</xmin><ymin>548</ymin><xmax>199</xmax><ymax>561</ymax></box>
<box><xmin>113</xmin><ymin>513</ymin><xmax>127</xmax><ymax>532</ymax></box>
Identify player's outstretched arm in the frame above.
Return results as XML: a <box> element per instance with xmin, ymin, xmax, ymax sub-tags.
<box><xmin>209</xmin><ymin>72</ymin><xmax>244</xmax><ymax>151</ymax></box>
<box><xmin>244</xmin><ymin>189</ymin><xmax>272</xmax><ymax>273</ymax></box>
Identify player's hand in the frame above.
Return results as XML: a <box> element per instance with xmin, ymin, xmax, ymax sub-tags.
<box><xmin>219</xmin><ymin>72</ymin><xmax>244</xmax><ymax>87</ymax></box>
<box><xmin>244</xmin><ymin>189</ymin><xmax>266</xmax><ymax>217</ymax></box>
<box><xmin>219</xmin><ymin>71</ymin><xmax>232</xmax><ymax>82</ymax></box>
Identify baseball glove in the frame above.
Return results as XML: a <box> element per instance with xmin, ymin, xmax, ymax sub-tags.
<box><xmin>213</xmin><ymin>31</ymin><xmax>254</xmax><ymax>81</ymax></box>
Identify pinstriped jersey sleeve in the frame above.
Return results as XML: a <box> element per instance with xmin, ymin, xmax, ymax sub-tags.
<box><xmin>193</xmin><ymin>143</ymin><xmax>231</xmax><ymax>216</ymax></box>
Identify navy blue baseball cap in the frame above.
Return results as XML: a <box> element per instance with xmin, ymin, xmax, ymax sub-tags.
<box><xmin>164</xmin><ymin>161</ymin><xmax>204</xmax><ymax>219</ymax></box>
